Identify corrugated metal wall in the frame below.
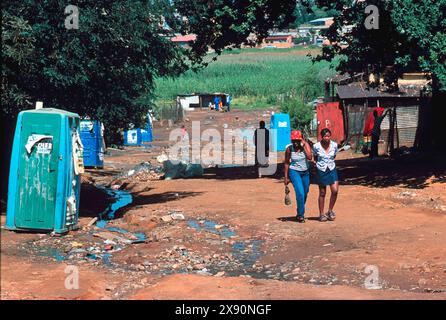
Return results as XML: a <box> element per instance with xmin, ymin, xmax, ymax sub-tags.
<box><xmin>381</xmin><ymin>106</ymin><xmax>419</xmax><ymax>147</ymax></box>
<box><xmin>346</xmin><ymin>104</ymin><xmax>419</xmax><ymax>151</ymax></box>
<box><xmin>346</xmin><ymin>104</ymin><xmax>367</xmax><ymax>151</ymax></box>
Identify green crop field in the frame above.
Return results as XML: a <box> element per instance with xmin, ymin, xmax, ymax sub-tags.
<box><xmin>153</xmin><ymin>46</ymin><xmax>337</xmax><ymax>110</ymax></box>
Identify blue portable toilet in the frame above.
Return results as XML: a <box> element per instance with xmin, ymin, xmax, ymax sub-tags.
<box><xmin>141</xmin><ymin>121</ymin><xmax>153</xmax><ymax>144</ymax></box>
<box><xmin>80</xmin><ymin>119</ymin><xmax>105</xmax><ymax>168</ymax></box>
<box><xmin>123</xmin><ymin>128</ymin><xmax>143</xmax><ymax>146</ymax></box>
<box><xmin>270</xmin><ymin>113</ymin><xmax>291</xmax><ymax>152</ymax></box>
<box><xmin>123</xmin><ymin>115</ymin><xmax>153</xmax><ymax>146</ymax></box>
<box><xmin>6</xmin><ymin>108</ymin><xmax>84</xmax><ymax>234</ymax></box>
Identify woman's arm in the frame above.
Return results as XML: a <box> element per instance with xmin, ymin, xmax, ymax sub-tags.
<box><xmin>311</xmin><ymin>144</ymin><xmax>318</xmax><ymax>165</ymax></box>
<box><xmin>284</xmin><ymin>146</ymin><xmax>290</xmax><ymax>185</ymax></box>
<box><xmin>302</xmin><ymin>140</ymin><xmax>313</xmax><ymax>161</ymax></box>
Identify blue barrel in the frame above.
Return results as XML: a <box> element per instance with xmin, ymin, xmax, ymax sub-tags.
<box><xmin>80</xmin><ymin>120</ymin><xmax>104</xmax><ymax>168</ymax></box>
<box><xmin>270</xmin><ymin>113</ymin><xmax>291</xmax><ymax>152</ymax></box>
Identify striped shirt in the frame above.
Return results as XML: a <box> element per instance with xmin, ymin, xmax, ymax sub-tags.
<box><xmin>288</xmin><ymin>145</ymin><xmax>309</xmax><ymax>171</ymax></box>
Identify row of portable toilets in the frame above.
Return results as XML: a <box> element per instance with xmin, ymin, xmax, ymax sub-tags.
<box><xmin>79</xmin><ymin>118</ymin><xmax>154</xmax><ymax>168</ymax></box>
<box><xmin>5</xmin><ymin>108</ymin><xmax>288</xmax><ymax>234</ymax></box>
<box><xmin>5</xmin><ymin>108</ymin><xmax>154</xmax><ymax>234</ymax></box>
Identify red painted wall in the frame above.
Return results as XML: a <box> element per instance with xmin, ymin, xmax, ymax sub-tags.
<box><xmin>316</xmin><ymin>102</ymin><xmax>345</xmax><ymax>143</ymax></box>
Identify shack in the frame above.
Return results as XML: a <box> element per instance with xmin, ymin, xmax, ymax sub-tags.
<box><xmin>322</xmin><ymin>73</ymin><xmax>429</xmax><ymax>154</ymax></box>
<box><xmin>177</xmin><ymin>93</ymin><xmax>230</xmax><ymax>111</ymax></box>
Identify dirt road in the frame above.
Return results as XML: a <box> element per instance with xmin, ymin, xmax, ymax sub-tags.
<box><xmin>1</xmin><ymin>109</ymin><xmax>445</xmax><ymax>300</ymax></box>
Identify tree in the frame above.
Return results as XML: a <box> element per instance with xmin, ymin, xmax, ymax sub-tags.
<box><xmin>291</xmin><ymin>1</ymin><xmax>338</xmax><ymax>28</ymax></box>
<box><xmin>308</xmin><ymin>0</ymin><xmax>446</xmax><ymax>149</ymax></box>
<box><xmin>1</xmin><ymin>0</ymin><xmax>295</xmax><ymax>197</ymax></box>
<box><xmin>281</xmin><ymin>98</ymin><xmax>314</xmax><ymax>135</ymax></box>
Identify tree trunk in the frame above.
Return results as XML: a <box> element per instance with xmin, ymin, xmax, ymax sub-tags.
<box><xmin>431</xmin><ymin>77</ymin><xmax>446</xmax><ymax>150</ymax></box>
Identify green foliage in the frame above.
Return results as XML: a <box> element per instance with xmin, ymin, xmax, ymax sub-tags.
<box><xmin>2</xmin><ymin>0</ymin><xmax>189</xmax><ymax>144</ymax></box>
<box><xmin>310</xmin><ymin>0</ymin><xmax>446</xmax><ymax>92</ymax></box>
<box><xmin>1</xmin><ymin>0</ymin><xmax>296</xmax><ymax>144</ymax></box>
<box><xmin>291</xmin><ymin>1</ymin><xmax>338</xmax><ymax>28</ymax></box>
<box><xmin>153</xmin><ymin>48</ymin><xmax>336</xmax><ymax>110</ymax></box>
<box><xmin>293</xmin><ymin>37</ymin><xmax>311</xmax><ymax>45</ymax></box>
<box><xmin>280</xmin><ymin>98</ymin><xmax>314</xmax><ymax>133</ymax></box>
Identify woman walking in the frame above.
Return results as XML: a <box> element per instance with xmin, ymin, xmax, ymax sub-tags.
<box><xmin>313</xmin><ymin>128</ymin><xmax>339</xmax><ymax>222</ymax></box>
<box><xmin>284</xmin><ymin>130</ymin><xmax>312</xmax><ymax>223</ymax></box>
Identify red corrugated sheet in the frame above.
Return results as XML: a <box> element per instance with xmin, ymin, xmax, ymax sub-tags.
<box><xmin>316</xmin><ymin>102</ymin><xmax>345</xmax><ymax>143</ymax></box>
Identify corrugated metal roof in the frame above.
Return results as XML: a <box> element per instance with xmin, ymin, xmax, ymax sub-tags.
<box><xmin>337</xmin><ymin>83</ymin><xmax>422</xmax><ymax>99</ymax></box>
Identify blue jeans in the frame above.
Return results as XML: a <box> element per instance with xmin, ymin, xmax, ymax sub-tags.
<box><xmin>289</xmin><ymin>169</ymin><xmax>310</xmax><ymax>218</ymax></box>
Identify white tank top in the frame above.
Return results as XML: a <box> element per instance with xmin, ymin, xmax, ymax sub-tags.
<box><xmin>289</xmin><ymin>145</ymin><xmax>309</xmax><ymax>171</ymax></box>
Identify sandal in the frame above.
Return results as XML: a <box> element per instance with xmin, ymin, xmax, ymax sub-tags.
<box><xmin>297</xmin><ymin>216</ymin><xmax>305</xmax><ymax>223</ymax></box>
<box><xmin>319</xmin><ymin>215</ymin><xmax>328</xmax><ymax>222</ymax></box>
<box><xmin>327</xmin><ymin>211</ymin><xmax>336</xmax><ymax>221</ymax></box>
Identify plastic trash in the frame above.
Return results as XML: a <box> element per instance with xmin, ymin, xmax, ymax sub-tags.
<box><xmin>170</xmin><ymin>213</ymin><xmax>185</xmax><ymax>220</ymax></box>
<box><xmin>157</xmin><ymin>154</ymin><xmax>169</xmax><ymax>163</ymax></box>
<box><xmin>162</xmin><ymin>160</ymin><xmax>203</xmax><ymax>179</ymax></box>
<box><xmin>184</xmin><ymin>163</ymin><xmax>204</xmax><ymax>178</ymax></box>
<box><xmin>163</xmin><ymin>160</ymin><xmax>187</xmax><ymax>180</ymax></box>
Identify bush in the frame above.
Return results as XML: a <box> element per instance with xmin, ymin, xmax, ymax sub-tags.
<box><xmin>293</xmin><ymin>37</ymin><xmax>311</xmax><ymax>45</ymax></box>
<box><xmin>280</xmin><ymin>98</ymin><xmax>314</xmax><ymax>134</ymax></box>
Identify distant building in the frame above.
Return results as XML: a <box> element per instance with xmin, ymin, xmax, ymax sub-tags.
<box><xmin>308</xmin><ymin>17</ymin><xmax>334</xmax><ymax>27</ymax></box>
<box><xmin>177</xmin><ymin>93</ymin><xmax>230</xmax><ymax>111</ymax></box>
<box><xmin>297</xmin><ymin>17</ymin><xmax>335</xmax><ymax>46</ymax></box>
<box><xmin>260</xmin><ymin>34</ymin><xmax>294</xmax><ymax>49</ymax></box>
<box><xmin>171</xmin><ymin>34</ymin><xmax>197</xmax><ymax>49</ymax></box>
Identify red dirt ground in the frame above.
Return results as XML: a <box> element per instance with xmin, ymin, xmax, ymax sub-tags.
<box><xmin>1</xmin><ymin>109</ymin><xmax>445</xmax><ymax>300</ymax></box>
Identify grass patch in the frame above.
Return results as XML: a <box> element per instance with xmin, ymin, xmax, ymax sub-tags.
<box><xmin>153</xmin><ymin>47</ymin><xmax>337</xmax><ymax>110</ymax></box>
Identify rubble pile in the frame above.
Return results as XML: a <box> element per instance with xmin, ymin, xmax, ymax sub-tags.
<box><xmin>111</xmin><ymin>162</ymin><xmax>163</xmax><ymax>185</ymax></box>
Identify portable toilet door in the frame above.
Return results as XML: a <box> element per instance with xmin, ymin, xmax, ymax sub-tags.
<box><xmin>80</xmin><ymin>119</ymin><xmax>104</xmax><ymax>168</ymax></box>
<box><xmin>141</xmin><ymin>121</ymin><xmax>153</xmax><ymax>144</ymax></box>
<box><xmin>270</xmin><ymin>113</ymin><xmax>291</xmax><ymax>152</ymax></box>
<box><xmin>6</xmin><ymin>108</ymin><xmax>83</xmax><ymax>234</ymax></box>
<box><xmin>124</xmin><ymin>128</ymin><xmax>143</xmax><ymax>146</ymax></box>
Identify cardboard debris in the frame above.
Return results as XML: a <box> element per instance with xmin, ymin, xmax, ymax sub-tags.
<box><xmin>161</xmin><ymin>215</ymin><xmax>173</xmax><ymax>222</ymax></box>
<box><xmin>87</xmin><ymin>217</ymin><xmax>98</xmax><ymax>227</ymax></box>
<box><xmin>93</xmin><ymin>231</ymin><xmax>141</xmax><ymax>244</ymax></box>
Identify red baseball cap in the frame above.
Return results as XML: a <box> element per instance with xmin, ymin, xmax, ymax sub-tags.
<box><xmin>291</xmin><ymin>130</ymin><xmax>303</xmax><ymax>140</ymax></box>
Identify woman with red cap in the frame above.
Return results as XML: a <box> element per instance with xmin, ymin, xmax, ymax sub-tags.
<box><xmin>284</xmin><ymin>130</ymin><xmax>312</xmax><ymax>223</ymax></box>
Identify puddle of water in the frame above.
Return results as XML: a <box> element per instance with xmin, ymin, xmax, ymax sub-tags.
<box><xmin>102</xmin><ymin>253</ymin><xmax>112</xmax><ymax>266</ymax></box>
<box><xmin>232</xmin><ymin>239</ymin><xmax>263</xmax><ymax>268</ymax></box>
<box><xmin>187</xmin><ymin>218</ymin><xmax>265</xmax><ymax>274</ymax></box>
<box><xmin>187</xmin><ymin>219</ymin><xmax>236</xmax><ymax>238</ymax></box>
<box><xmin>99</xmin><ymin>188</ymin><xmax>133</xmax><ymax>220</ymax></box>
<box><xmin>95</xmin><ymin>186</ymin><xmax>146</xmax><ymax>242</ymax></box>
<box><xmin>36</xmin><ymin>247</ymin><xmax>66</xmax><ymax>262</ymax></box>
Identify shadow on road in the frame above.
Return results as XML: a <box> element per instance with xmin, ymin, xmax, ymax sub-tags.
<box><xmin>336</xmin><ymin>156</ymin><xmax>446</xmax><ymax>189</ymax></box>
<box><xmin>199</xmin><ymin>154</ymin><xmax>445</xmax><ymax>190</ymax></box>
<box><xmin>133</xmin><ymin>191</ymin><xmax>203</xmax><ymax>206</ymax></box>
